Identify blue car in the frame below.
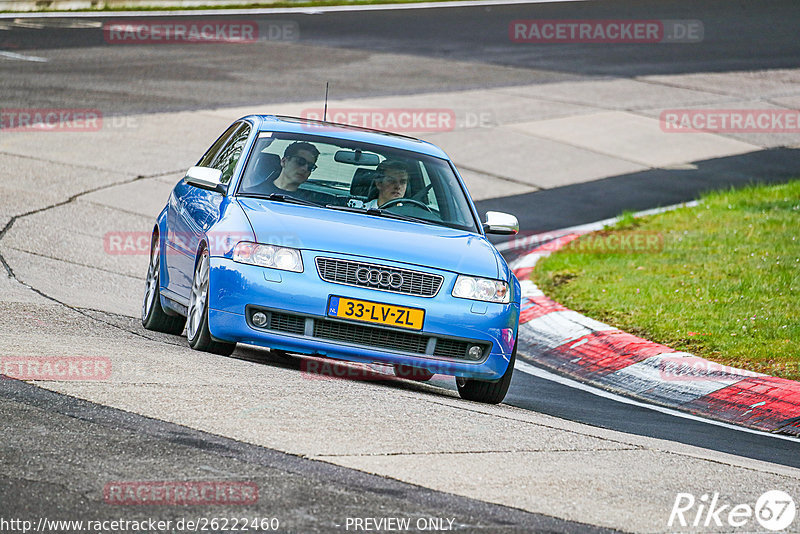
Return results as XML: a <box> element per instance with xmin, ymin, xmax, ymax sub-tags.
<box><xmin>142</xmin><ymin>115</ymin><xmax>521</xmax><ymax>403</ymax></box>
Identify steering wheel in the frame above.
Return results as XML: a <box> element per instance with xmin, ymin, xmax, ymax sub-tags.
<box><xmin>379</xmin><ymin>198</ymin><xmax>433</xmax><ymax>212</ymax></box>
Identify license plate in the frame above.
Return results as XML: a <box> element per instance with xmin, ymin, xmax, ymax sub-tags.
<box><xmin>327</xmin><ymin>296</ymin><xmax>424</xmax><ymax>331</ymax></box>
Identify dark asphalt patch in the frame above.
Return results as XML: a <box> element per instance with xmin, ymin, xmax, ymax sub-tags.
<box><xmin>0</xmin><ymin>376</ymin><xmax>616</xmax><ymax>533</ymax></box>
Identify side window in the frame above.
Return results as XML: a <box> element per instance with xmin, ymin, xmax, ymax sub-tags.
<box><xmin>198</xmin><ymin>122</ymin><xmax>241</xmax><ymax>168</ymax></box>
<box><xmin>209</xmin><ymin>123</ymin><xmax>251</xmax><ymax>184</ymax></box>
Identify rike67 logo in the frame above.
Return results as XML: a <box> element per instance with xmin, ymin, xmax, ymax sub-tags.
<box><xmin>669</xmin><ymin>490</ymin><xmax>796</xmax><ymax>531</ymax></box>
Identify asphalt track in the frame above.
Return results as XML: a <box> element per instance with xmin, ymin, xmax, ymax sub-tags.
<box><xmin>2</xmin><ymin>0</ymin><xmax>800</xmax><ymax>531</ymax></box>
<box><xmin>3</xmin><ymin>0</ymin><xmax>800</xmax><ymax>113</ymax></box>
<box><xmin>1</xmin><ymin>376</ymin><xmax>603</xmax><ymax>533</ymax></box>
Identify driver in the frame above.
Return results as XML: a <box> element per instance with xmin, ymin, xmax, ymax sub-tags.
<box><xmin>364</xmin><ymin>160</ymin><xmax>409</xmax><ymax>209</ymax></box>
<box><xmin>272</xmin><ymin>141</ymin><xmax>320</xmax><ymax>192</ymax></box>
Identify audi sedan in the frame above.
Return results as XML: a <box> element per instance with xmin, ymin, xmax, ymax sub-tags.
<box><xmin>142</xmin><ymin>115</ymin><xmax>521</xmax><ymax>403</ymax></box>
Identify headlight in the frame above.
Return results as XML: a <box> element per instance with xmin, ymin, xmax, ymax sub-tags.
<box><xmin>233</xmin><ymin>242</ymin><xmax>303</xmax><ymax>272</ymax></box>
<box><xmin>452</xmin><ymin>275</ymin><xmax>510</xmax><ymax>303</ymax></box>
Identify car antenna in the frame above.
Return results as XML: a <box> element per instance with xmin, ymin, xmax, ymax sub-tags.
<box><xmin>323</xmin><ymin>82</ymin><xmax>329</xmax><ymax>122</ymax></box>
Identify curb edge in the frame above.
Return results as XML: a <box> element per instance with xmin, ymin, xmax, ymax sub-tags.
<box><xmin>509</xmin><ymin>227</ymin><xmax>800</xmax><ymax>435</ymax></box>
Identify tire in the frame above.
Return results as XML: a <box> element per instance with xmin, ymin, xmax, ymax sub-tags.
<box><xmin>456</xmin><ymin>338</ymin><xmax>516</xmax><ymax>404</ymax></box>
<box><xmin>142</xmin><ymin>233</ymin><xmax>185</xmax><ymax>335</ymax></box>
<box><xmin>186</xmin><ymin>248</ymin><xmax>236</xmax><ymax>356</ymax></box>
<box><xmin>393</xmin><ymin>364</ymin><xmax>434</xmax><ymax>381</ymax></box>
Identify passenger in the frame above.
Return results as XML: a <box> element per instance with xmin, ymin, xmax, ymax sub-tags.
<box><xmin>269</xmin><ymin>141</ymin><xmax>320</xmax><ymax>193</ymax></box>
<box><xmin>364</xmin><ymin>160</ymin><xmax>409</xmax><ymax>209</ymax></box>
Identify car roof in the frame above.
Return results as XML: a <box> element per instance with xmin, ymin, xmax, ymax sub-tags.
<box><xmin>241</xmin><ymin>114</ymin><xmax>451</xmax><ymax>160</ymax></box>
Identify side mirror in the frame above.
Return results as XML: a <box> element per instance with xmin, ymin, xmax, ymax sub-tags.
<box><xmin>184</xmin><ymin>166</ymin><xmax>226</xmax><ymax>194</ymax></box>
<box><xmin>483</xmin><ymin>211</ymin><xmax>519</xmax><ymax>235</ymax></box>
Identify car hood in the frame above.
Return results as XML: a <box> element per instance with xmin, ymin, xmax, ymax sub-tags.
<box><xmin>237</xmin><ymin>198</ymin><xmax>500</xmax><ymax>278</ymax></box>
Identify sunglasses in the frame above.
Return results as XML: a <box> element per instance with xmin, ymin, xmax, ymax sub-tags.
<box><xmin>289</xmin><ymin>155</ymin><xmax>317</xmax><ymax>172</ymax></box>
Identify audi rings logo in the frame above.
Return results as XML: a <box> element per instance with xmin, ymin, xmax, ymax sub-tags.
<box><xmin>355</xmin><ymin>267</ymin><xmax>404</xmax><ymax>289</ymax></box>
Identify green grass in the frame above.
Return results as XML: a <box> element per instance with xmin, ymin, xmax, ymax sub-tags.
<box><xmin>2</xmin><ymin>0</ymin><xmax>453</xmax><ymax>13</ymax></box>
<box><xmin>532</xmin><ymin>180</ymin><xmax>800</xmax><ymax>380</ymax></box>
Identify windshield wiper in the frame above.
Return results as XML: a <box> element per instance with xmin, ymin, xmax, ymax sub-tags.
<box><xmin>324</xmin><ymin>204</ymin><xmax>437</xmax><ymax>227</ymax></box>
<box><xmin>239</xmin><ymin>193</ymin><xmax>319</xmax><ymax>206</ymax></box>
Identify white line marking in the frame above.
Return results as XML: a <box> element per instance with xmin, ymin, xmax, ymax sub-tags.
<box><xmin>10</xmin><ymin>19</ymin><xmax>102</xmax><ymax>28</ymax></box>
<box><xmin>0</xmin><ymin>0</ymin><xmax>588</xmax><ymax>19</ymax></box>
<box><xmin>514</xmin><ymin>359</ymin><xmax>800</xmax><ymax>443</ymax></box>
<box><xmin>0</xmin><ymin>50</ymin><xmax>48</xmax><ymax>62</ymax></box>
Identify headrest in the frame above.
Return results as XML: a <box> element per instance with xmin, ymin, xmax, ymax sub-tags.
<box><xmin>350</xmin><ymin>167</ymin><xmax>377</xmax><ymax>197</ymax></box>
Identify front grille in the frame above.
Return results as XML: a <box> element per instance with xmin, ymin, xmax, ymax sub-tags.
<box><xmin>265</xmin><ymin>311</ymin><xmax>305</xmax><ymax>335</ymax></box>
<box><xmin>433</xmin><ymin>338</ymin><xmax>472</xmax><ymax>360</ymax></box>
<box><xmin>314</xmin><ymin>319</ymin><xmax>429</xmax><ymax>355</ymax></box>
<box><xmin>315</xmin><ymin>257</ymin><xmax>443</xmax><ymax>297</ymax></box>
<box><xmin>248</xmin><ymin>308</ymin><xmax>488</xmax><ymax>361</ymax></box>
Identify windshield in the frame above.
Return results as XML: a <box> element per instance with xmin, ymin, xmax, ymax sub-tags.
<box><xmin>236</xmin><ymin>131</ymin><xmax>479</xmax><ymax>232</ymax></box>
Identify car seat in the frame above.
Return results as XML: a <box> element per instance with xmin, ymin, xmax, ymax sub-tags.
<box><xmin>350</xmin><ymin>168</ymin><xmax>379</xmax><ymax>200</ymax></box>
<box><xmin>240</xmin><ymin>152</ymin><xmax>281</xmax><ymax>192</ymax></box>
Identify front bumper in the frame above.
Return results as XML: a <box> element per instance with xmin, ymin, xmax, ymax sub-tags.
<box><xmin>207</xmin><ymin>253</ymin><xmax>519</xmax><ymax>380</ymax></box>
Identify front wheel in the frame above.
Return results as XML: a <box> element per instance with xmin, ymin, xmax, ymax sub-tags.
<box><xmin>456</xmin><ymin>339</ymin><xmax>516</xmax><ymax>404</ymax></box>
<box><xmin>187</xmin><ymin>249</ymin><xmax>236</xmax><ymax>356</ymax></box>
